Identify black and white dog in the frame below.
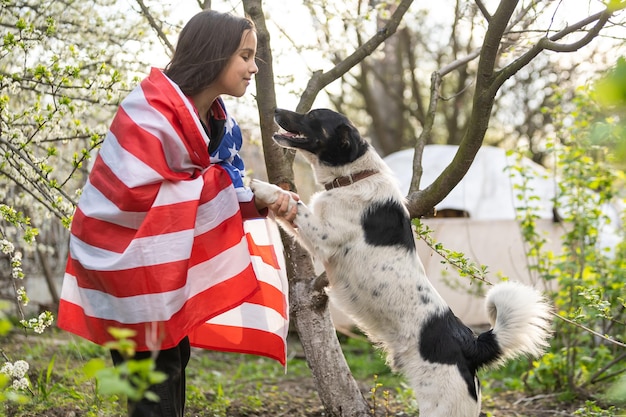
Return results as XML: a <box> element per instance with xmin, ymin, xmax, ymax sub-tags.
<box><xmin>251</xmin><ymin>108</ymin><xmax>552</xmax><ymax>417</ymax></box>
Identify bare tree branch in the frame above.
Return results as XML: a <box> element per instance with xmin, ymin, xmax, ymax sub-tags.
<box><xmin>494</xmin><ymin>4</ymin><xmax>624</xmax><ymax>99</ymax></box>
<box><xmin>410</xmin><ymin>71</ymin><xmax>441</xmax><ymax>194</ymax></box>
<box><xmin>136</xmin><ymin>0</ymin><xmax>175</xmax><ymax>56</ymax></box>
<box><xmin>297</xmin><ymin>0</ymin><xmax>415</xmax><ymax>113</ymax></box>
<box><xmin>475</xmin><ymin>0</ymin><xmax>492</xmax><ymax>22</ymax></box>
<box><xmin>440</xmin><ymin>48</ymin><xmax>482</xmax><ymax>77</ymax></box>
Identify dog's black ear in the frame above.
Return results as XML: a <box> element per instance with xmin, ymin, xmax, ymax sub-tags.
<box><xmin>337</xmin><ymin>124</ymin><xmax>353</xmax><ymax>149</ymax></box>
<box><xmin>337</xmin><ymin>123</ymin><xmax>368</xmax><ymax>161</ymax></box>
<box><xmin>337</xmin><ymin>123</ymin><xmax>363</xmax><ymax>147</ymax></box>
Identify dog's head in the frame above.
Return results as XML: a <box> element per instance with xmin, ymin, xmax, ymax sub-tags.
<box><xmin>272</xmin><ymin>108</ymin><xmax>369</xmax><ymax>166</ymax></box>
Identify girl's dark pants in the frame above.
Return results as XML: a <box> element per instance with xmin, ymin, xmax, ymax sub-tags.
<box><xmin>110</xmin><ymin>336</ymin><xmax>191</xmax><ymax>417</ymax></box>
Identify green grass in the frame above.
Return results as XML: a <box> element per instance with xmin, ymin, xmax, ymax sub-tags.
<box><xmin>1</xmin><ymin>327</ymin><xmax>411</xmax><ymax>417</ymax></box>
<box><xmin>4</xmin><ymin>327</ymin><xmax>620</xmax><ymax>416</ymax></box>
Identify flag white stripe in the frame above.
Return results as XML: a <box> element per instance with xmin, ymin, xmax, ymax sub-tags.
<box><xmin>207</xmin><ymin>303</ymin><xmax>289</xmax><ymax>334</ymax></box>
<box><xmin>152</xmin><ymin>176</ymin><xmax>203</xmax><ymax>206</ymax></box>
<box><xmin>194</xmin><ymin>186</ymin><xmax>241</xmax><ymax>236</ymax></box>
<box><xmin>62</xmin><ymin>236</ymin><xmax>252</xmax><ymax>323</ymax></box>
<box><xmin>70</xmin><ymin>229</ymin><xmax>195</xmax><ymax>270</ymax></box>
<box><xmin>98</xmin><ymin>130</ymin><xmax>163</xmax><ymax>188</ymax></box>
<box><xmin>121</xmin><ymin>85</ymin><xmax>195</xmax><ymax>172</ymax></box>
<box><xmin>251</xmin><ymin>258</ymin><xmax>287</xmax><ymax>291</ymax></box>
<box><xmin>78</xmin><ymin>180</ymin><xmax>147</xmax><ymax>229</ymax></box>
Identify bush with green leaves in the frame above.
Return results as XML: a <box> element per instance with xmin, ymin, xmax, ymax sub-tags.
<box><xmin>497</xmin><ymin>63</ymin><xmax>625</xmax><ymax>406</ymax></box>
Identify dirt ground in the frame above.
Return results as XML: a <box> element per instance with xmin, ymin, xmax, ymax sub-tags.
<box><xmin>199</xmin><ymin>378</ymin><xmax>604</xmax><ymax>417</ymax></box>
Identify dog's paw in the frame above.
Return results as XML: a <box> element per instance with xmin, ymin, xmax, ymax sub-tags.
<box><xmin>250</xmin><ymin>179</ymin><xmax>282</xmax><ymax>205</ymax></box>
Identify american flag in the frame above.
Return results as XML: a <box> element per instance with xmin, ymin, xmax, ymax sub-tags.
<box><xmin>57</xmin><ymin>68</ymin><xmax>289</xmax><ymax>365</ymax></box>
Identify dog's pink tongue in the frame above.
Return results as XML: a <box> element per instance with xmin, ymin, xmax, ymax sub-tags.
<box><xmin>276</xmin><ymin>127</ymin><xmax>299</xmax><ymax>137</ymax></box>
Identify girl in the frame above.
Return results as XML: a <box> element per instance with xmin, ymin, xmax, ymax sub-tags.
<box><xmin>58</xmin><ymin>10</ymin><xmax>296</xmax><ymax>417</ymax></box>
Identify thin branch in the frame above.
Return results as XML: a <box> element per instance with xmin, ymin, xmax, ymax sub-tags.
<box><xmin>551</xmin><ymin>312</ymin><xmax>626</xmax><ymax>349</ymax></box>
<box><xmin>585</xmin><ymin>351</ymin><xmax>626</xmax><ymax>386</ymax></box>
<box><xmin>410</xmin><ymin>71</ymin><xmax>441</xmax><ymax>193</ymax></box>
<box><xmin>541</xmin><ymin>13</ymin><xmax>612</xmax><ymax>52</ymax></box>
<box><xmin>297</xmin><ymin>0</ymin><xmax>415</xmax><ymax>113</ymax></box>
<box><xmin>136</xmin><ymin>0</ymin><xmax>175</xmax><ymax>56</ymax></box>
<box><xmin>475</xmin><ymin>0</ymin><xmax>492</xmax><ymax>22</ymax></box>
<box><xmin>493</xmin><ymin>4</ymin><xmax>625</xmax><ymax>95</ymax></box>
<box><xmin>440</xmin><ymin>48</ymin><xmax>481</xmax><ymax>77</ymax></box>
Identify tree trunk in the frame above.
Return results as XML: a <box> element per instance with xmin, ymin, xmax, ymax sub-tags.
<box><xmin>244</xmin><ymin>1</ymin><xmax>373</xmax><ymax>415</ymax></box>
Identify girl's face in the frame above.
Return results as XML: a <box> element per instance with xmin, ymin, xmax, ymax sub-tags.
<box><xmin>215</xmin><ymin>29</ymin><xmax>258</xmax><ymax>97</ymax></box>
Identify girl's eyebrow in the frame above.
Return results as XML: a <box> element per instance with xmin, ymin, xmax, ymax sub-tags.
<box><xmin>240</xmin><ymin>47</ymin><xmax>256</xmax><ymax>54</ymax></box>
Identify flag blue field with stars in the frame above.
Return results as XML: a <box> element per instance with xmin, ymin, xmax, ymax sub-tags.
<box><xmin>210</xmin><ymin>105</ymin><xmax>254</xmax><ymax>202</ymax></box>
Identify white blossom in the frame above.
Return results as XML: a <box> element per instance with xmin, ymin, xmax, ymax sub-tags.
<box><xmin>12</xmin><ymin>377</ymin><xmax>30</xmax><ymax>390</ymax></box>
<box><xmin>20</xmin><ymin>311</ymin><xmax>54</xmax><ymax>334</ymax></box>
<box><xmin>1</xmin><ymin>360</ymin><xmax>30</xmax><ymax>391</ymax></box>
<box><xmin>12</xmin><ymin>360</ymin><xmax>29</xmax><ymax>377</ymax></box>
<box><xmin>0</xmin><ymin>239</ymin><xmax>14</xmax><ymax>254</ymax></box>
<box><xmin>16</xmin><ymin>286</ymin><xmax>28</xmax><ymax>306</ymax></box>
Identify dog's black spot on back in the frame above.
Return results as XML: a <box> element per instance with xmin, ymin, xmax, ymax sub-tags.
<box><xmin>419</xmin><ymin>309</ymin><xmax>482</xmax><ymax>401</ymax></box>
<box><xmin>361</xmin><ymin>200</ymin><xmax>415</xmax><ymax>250</ymax></box>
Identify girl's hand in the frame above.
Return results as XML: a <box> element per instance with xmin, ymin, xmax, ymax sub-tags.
<box><xmin>267</xmin><ymin>191</ymin><xmax>299</xmax><ymax>223</ymax></box>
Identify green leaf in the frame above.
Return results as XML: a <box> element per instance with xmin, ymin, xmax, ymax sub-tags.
<box><xmin>83</xmin><ymin>358</ymin><xmax>107</xmax><ymax>378</ymax></box>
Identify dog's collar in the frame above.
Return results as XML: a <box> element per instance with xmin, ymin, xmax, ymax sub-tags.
<box><xmin>324</xmin><ymin>170</ymin><xmax>378</xmax><ymax>190</ymax></box>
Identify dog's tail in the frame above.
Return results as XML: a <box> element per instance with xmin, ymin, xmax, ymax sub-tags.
<box><xmin>476</xmin><ymin>281</ymin><xmax>552</xmax><ymax>368</ymax></box>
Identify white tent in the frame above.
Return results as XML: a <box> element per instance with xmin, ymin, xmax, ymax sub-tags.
<box><xmin>383</xmin><ymin>144</ymin><xmax>557</xmax><ymax>220</ymax></box>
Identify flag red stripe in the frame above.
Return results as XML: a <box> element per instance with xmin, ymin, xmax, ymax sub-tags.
<box><xmin>189</xmin><ymin>214</ymin><xmax>247</xmax><ymax>266</ymax></box>
<box><xmin>198</xmin><ymin>166</ymin><xmax>235</xmax><ymax>201</ymax></box>
<box><xmin>246</xmin><ymin>281</ymin><xmax>288</xmax><ymax>319</ymax></box>
<box><xmin>67</xmin><ymin>256</ymin><xmax>190</xmax><ymax>296</ymax></box>
<box><xmin>71</xmin><ymin>203</ymin><xmax>197</xmax><ymax>253</ymax></box>
<box><xmin>188</xmin><ymin>324</ymin><xmax>287</xmax><ymax>365</ymax></box>
<box><xmin>247</xmin><ymin>239</ymin><xmax>281</xmax><ymax>269</ymax></box>
<box><xmin>89</xmin><ymin>156</ymin><xmax>160</xmax><ymax>212</ymax></box>
<box><xmin>71</xmin><ymin>207</ymin><xmax>138</xmax><ymax>253</ymax></box>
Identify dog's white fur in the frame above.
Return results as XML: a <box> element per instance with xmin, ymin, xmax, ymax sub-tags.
<box><xmin>250</xmin><ymin>113</ymin><xmax>552</xmax><ymax>417</ymax></box>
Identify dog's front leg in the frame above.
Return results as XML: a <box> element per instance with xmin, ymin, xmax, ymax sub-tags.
<box><xmin>250</xmin><ymin>179</ymin><xmax>301</xmax><ymax>238</ymax></box>
<box><xmin>289</xmin><ymin>205</ymin><xmax>350</xmax><ymax>263</ymax></box>
<box><xmin>250</xmin><ymin>179</ymin><xmax>331</xmax><ymax>258</ymax></box>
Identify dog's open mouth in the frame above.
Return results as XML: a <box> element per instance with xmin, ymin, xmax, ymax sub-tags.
<box><xmin>273</xmin><ymin>127</ymin><xmax>308</xmax><ymax>142</ymax></box>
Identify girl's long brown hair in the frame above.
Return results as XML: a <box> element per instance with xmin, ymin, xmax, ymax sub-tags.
<box><xmin>164</xmin><ymin>10</ymin><xmax>255</xmax><ymax>96</ymax></box>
